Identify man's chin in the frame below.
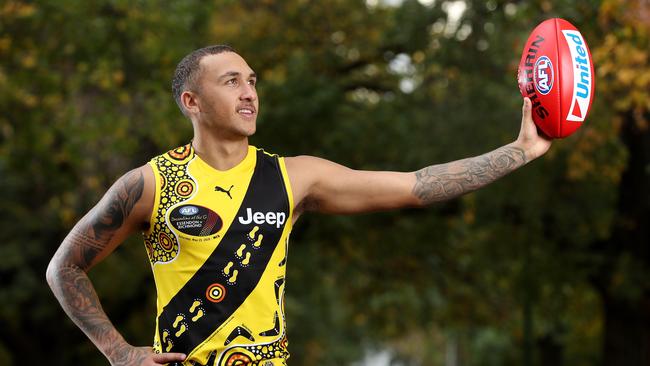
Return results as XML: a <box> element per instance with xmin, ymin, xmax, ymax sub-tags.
<box><xmin>243</xmin><ymin>124</ymin><xmax>256</xmax><ymax>137</ymax></box>
<box><xmin>236</xmin><ymin>115</ymin><xmax>257</xmax><ymax>136</ymax></box>
<box><xmin>237</xmin><ymin>127</ymin><xmax>255</xmax><ymax>139</ymax></box>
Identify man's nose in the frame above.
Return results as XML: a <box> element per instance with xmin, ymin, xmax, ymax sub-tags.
<box><xmin>239</xmin><ymin>83</ymin><xmax>257</xmax><ymax>101</ymax></box>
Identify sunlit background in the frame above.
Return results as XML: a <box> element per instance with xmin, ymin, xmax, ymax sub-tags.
<box><xmin>1</xmin><ymin>0</ymin><xmax>648</xmax><ymax>365</ymax></box>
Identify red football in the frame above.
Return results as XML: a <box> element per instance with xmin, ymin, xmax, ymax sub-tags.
<box><xmin>517</xmin><ymin>18</ymin><xmax>595</xmax><ymax>138</ymax></box>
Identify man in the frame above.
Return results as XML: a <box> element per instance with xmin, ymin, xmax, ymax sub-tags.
<box><xmin>46</xmin><ymin>45</ymin><xmax>551</xmax><ymax>366</ymax></box>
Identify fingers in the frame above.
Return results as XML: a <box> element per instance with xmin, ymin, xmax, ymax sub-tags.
<box><xmin>151</xmin><ymin>352</ymin><xmax>187</xmax><ymax>364</ymax></box>
<box><xmin>521</xmin><ymin>97</ymin><xmax>532</xmax><ymax>124</ymax></box>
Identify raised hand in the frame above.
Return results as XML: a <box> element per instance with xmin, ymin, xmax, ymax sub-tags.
<box><xmin>515</xmin><ymin>97</ymin><xmax>553</xmax><ymax>161</ymax></box>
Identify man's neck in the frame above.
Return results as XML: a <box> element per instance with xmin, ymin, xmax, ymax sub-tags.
<box><xmin>191</xmin><ymin>133</ymin><xmax>249</xmax><ymax>171</ymax></box>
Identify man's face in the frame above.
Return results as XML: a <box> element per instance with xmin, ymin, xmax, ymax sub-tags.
<box><xmin>192</xmin><ymin>52</ymin><xmax>258</xmax><ymax>138</ymax></box>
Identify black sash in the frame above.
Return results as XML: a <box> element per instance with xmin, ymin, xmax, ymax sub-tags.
<box><xmin>157</xmin><ymin>150</ymin><xmax>289</xmax><ymax>354</ymax></box>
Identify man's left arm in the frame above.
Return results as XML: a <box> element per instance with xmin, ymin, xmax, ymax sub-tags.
<box><xmin>286</xmin><ymin>98</ymin><xmax>551</xmax><ymax>218</ymax></box>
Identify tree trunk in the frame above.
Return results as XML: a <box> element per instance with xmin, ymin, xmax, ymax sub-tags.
<box><xmin>599</xmin><ymin>112</ymin><xmax>650</xmax><ymax>366</ymax></box>
<box><xmin>602</xmin><ymin>293</ymin><xmax>650</xmax><ymax>366</ymax></box>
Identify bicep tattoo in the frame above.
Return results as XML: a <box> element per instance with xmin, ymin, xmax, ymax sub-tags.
<box><xmin>412</xmin><ymin>146</ymin><xmax>526</xmax><ymax>205</ymax></box>
<box><xmin>90</xmin><ymin>169</ymin><xmax>144</xmax><ymax>244</ymax></box>
<box><xmin>56</xmin><ymin>169</ymin><xmax>144</xmax><ymax>271</ymax></box>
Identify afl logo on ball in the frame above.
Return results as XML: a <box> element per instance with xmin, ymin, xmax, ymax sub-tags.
<box><xmin>534</xmin><ymin>56</ymin><xmax>554</xmax><ymax>95</ymax></box>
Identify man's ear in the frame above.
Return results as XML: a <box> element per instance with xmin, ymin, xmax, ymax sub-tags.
<box><xmin>181</xmin><ymin>90</ymin><xmax>200</xmax><ymax>115</ymax></box>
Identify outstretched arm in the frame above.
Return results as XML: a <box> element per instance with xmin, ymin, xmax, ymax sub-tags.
<box><xmin>46</xmin><ymin>166</ymin><xmax>186</xmax><ymax>366</ymax></box>
<box><xmin>412</xmin><ymin>143</ymin><xmax>527</xmax><ymax>204</ymax></box>
<box><xmin>286</xmin><ymin>98</ymin><xmax>551</xmax><ymax>218</ymax></box>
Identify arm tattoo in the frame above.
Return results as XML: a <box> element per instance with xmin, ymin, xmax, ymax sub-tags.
<box><xmin>48</xmin><ymin>170</ymin><xmax>145</xmax><ymax>364</ymax></box>
<box><xmin>51</xmin><ymin>267</ymin><xmax>147</xmax><ymax>365</ymax></box>
<box><xmin>91</xmin><ymin>170</ymin><xmax>144</xmax><ymax>245</ymax></box>
<box><xmin>412</xmin><ymin>146</ymin><xmax>527</xmax><ymax>205</ymax></box>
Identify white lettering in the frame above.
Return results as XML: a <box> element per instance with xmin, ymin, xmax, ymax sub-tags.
<box><xmin>238</xmin><ymin>208</ymin><xmax>253</xmax><ymax>225</ymax></box>
<box><xmin>276</xmin><ymin>213</ymin><xmax>286</xmax><ymax>228</ymax></box>
<box><xmin>562</xmin><ymin>29</ymin><xmax>592</xmax><ymax>122</ymax></box>
<box><xmin>238</xmin><ymin>208</ymin><xmax>287</xmax><ymax>228</ymax></box>
<box><xmin>253</xmin><ymin>212</ymin><xmax>264</xmax><ymax>224</ymax></box>
<box><xmin>266</xmin><ymin>212</ymin><xmax>276</xmax><ymax>225</ymax></box>
<box><xmin>537</xmin><ymin>60</ymin><xmax>550</xmax><ymax>90</ymax></box>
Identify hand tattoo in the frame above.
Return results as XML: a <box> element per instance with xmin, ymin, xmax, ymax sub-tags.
<box><xmin>412</xmin><ymin>146</ymin><xmax>526</xmax><ymax>205</ymax></box>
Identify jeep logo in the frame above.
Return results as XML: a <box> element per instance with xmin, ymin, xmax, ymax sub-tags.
<box><xmin>238</xmin><ymin>208</ymin><xmax>286</xmax><ymax>229</ymax></box>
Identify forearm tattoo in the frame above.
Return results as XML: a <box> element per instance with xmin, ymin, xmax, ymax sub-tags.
<box><xmin>412</xmin><ymin>146</ymin><xmax>527</xmax><ymax>205</ymax></box>
<box><xmin>48</xmin><ymin>170</ymin><xmax>144</xmax><ymax>364</ymax></box>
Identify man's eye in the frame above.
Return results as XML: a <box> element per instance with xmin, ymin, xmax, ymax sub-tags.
<box><xmin>226</xmin><ymin>79</ymin><xmax>237</xmax><ymax>86</ymax></box>
<box><xmin>248</xmin><ymin>79</ymin><xmax>256</xmax><ymax>86</ymax></box>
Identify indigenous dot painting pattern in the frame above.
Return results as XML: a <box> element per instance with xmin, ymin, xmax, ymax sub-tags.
<box><xmin>206</xmin><ymin>283</ymin><xmax>226</xmax><ymax>303</ymax></box>
<box><xmin>219</xmin><ymin>334</ymin><xmax>289</xmax><ymax>366</ymax></box>
<box><xmin>143</xmin><ymin>144</ymin><xmax>196</xmax><ymax>264</ymax></box>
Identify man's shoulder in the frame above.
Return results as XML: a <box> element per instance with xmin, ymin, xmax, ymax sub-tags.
<box><xmin>149</xmin><ymin>143</ymin><xmax>194</xmax><ymax>164</ymax></box>
<box><xmin>283</xmin><ymin>155</ymin><xmax>349</xmax><ymax>187</ymax></box>
<box><xmin>284</xmin><ymin>155</ymin><xmax>343</xmax><ymax>170</ymax></box>
<box><xmin>99</xmin><ymin>163</ymin><xmax>156</xmax><ymax>228</ymax></box>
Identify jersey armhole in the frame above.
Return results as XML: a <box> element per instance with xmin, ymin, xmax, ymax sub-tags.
<box><xmin>143</xmin><ymin>160</ymin><xmax>161</xmax><ymax>236</ymax></box>
<box><xmin>278</xmin><ymin>157</ymin><xmax>294</xmax><ymax>233</ymax></box>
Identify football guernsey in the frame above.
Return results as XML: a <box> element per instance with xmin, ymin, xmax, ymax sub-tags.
<box><xmin>143</xmin><ymin>144</ymin><xmax>293</xmax><ymax>366</ymax></box>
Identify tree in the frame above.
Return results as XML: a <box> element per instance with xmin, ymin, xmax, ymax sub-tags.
<box><xmin>1</xmin><ymin>0</ymin><xmax>648</xmax><ymax>364</ymax></box>
<box><xmin>591</xmin><ymin>0</ymin><xmax>650</xmax><ymax>364</ymax></box>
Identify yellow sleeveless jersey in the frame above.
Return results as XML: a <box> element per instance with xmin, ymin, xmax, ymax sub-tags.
<box><xmin>142</xmin><ymin>144</ymin><xmax>293</xmax><ymax>366</ymax></box>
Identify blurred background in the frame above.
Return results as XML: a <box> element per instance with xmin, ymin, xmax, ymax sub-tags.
<box><xmin>1</xmin><ymin>0</ymin><xmax>648</xmax><ymax>365</ymax></box>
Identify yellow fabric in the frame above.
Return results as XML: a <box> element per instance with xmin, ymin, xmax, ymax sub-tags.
<box><xmin>143</xmin><ymin>144</ymin><xmax>293</xmax><ymax>365</ymax></box>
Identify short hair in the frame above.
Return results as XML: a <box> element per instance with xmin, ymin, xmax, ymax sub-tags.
<box><xmin>172</xmin><ymin>44</ymin><xmax>236</xmax><ymax>115</ymax></box>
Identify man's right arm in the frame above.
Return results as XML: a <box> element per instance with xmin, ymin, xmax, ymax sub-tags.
<box><xmin>45</xmin><ymin>166</ymin><xmax>185</xmax><ymax>365</ymax></box>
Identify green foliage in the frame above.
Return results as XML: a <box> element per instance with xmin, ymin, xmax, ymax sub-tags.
<box><xmin>1</xmin><ymin>0</ymin><xmax>647</xmax><ymax>365</ymax></box>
